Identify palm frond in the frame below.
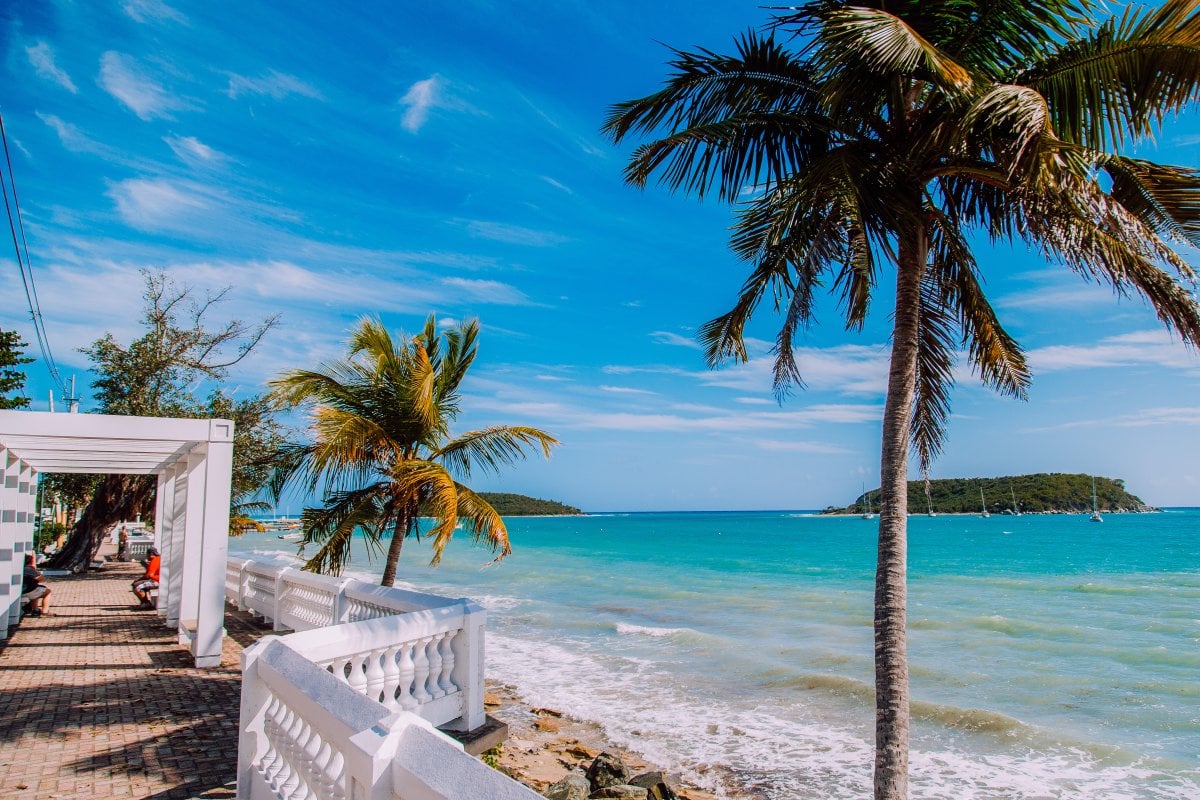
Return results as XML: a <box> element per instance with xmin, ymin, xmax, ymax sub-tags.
<box><xmin>453</xmin><ymin>485</ymin><xmax>511</xmax><ymax>563</ymax></box>
<box><xmin>299</xmin><ymin>484</ymin><xmax>389</xmax><ymax>575</ymax></box>
<box><xmin>910</xmin><ymin>278</ymin><xmax>957</xmax><ymax>472</ymax></box>
<box><xmin>435</xmin><ymin>426</ymin><xmax>558</xmax><ymax>478</ymax></box>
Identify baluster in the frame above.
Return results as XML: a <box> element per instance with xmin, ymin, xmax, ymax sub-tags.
<box><xmin>396</xmin><ymin>643</ymin><xmax>418</xmax><ymax>710</ymax></box>
<box><xmin>411</xmin><ymin>637</ymin><xmax>432</xmax><ymax>704</ymax></box>
<box><xmin>326</xmin><ymin>749</ymin><xmax>347</xmax><ymax>800</ymax></box>
<box><xmin>311</xmin><ymin>739</ymin><xmax>335</xmax><ymax>800</ymax></box>
<box><xmin>301</xmin><ymin>725</ymin><xmax>324</xmax><ymax>800</ymax></box>
<box><xmin>266</xmin><ymin>702</ymin><xmax>294</xmax><ymax>792</ymax></box>
<box><xmin>437</xmin><ymin>631</ymin><xmax>457</xmax><ymax>695</ymax></box>
<box><xmin>424</xmin><ymin>635</ymin><xmax>445</xmax><ymax>699</ymax></box>
<box><xmin>328</xmin><ymin>655</ymin><xmax>351</xmax><ymax>684</ymax></box>
<box><xmin>380</xmin><ymin>644</ymin><xmax>402</xmax><ymax>710</ymax></box>
<box><xmin>260</xmin><ymin>698</ymin><xmax>286</xmax><ymax>786</ymax></box>
<box><xmin>346</xmin><ymin>653</ymin><xmax>368</xmax><ymax>694</ymax></box>
<box><xmin>279</xmin><ymin>715</ymin><xmax>307</xmax><ymax>797</ymax></box>
<box><xmin>363</xmin><ymin>647</ymin><xmax>386</xmax><ymax>703</ymax></box>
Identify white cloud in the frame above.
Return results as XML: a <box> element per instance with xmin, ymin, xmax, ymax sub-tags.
<box><xmin>1027</xmin><ymin>406</ymin><xmax>1200</xmax><ymax>433</ymax></box>
<box><xmin>599</xmin><ymin>385</ymin><xmax>657</xmax><ymax>396</ymax></box>
<box><xmin>122</xmin><ymin>0</ymin><xmax>186</xmax><ymax>23</ymax></box>
<box><xmin>37</xmin><ymin>113</ymin><xmax>102</xmax><ymax>154</ymax></box>
<box><xmin>998</xmin><ymin>284</ymin><xmax>1113</xmax><ymax>311</ymax></box>
<box><xmin>227</xmin><ymin>70</ymin><xmax>322</xmax><ymax>101</ymax></box>
<box><xmin>752</xmin><ymin>439</ymin><xmax>851</xmax><ymax>454</ymax></box>
<box><xmin>99</xmin><ymin>52</ymin><xmax>187</xmax><ymax>120</ymax></box>
<box><xmin>26</xmin><ymin>42</ymin><xmax>77</xmax><ymax>93</ymax></box>
<box><xmin>651</xmin><ymin>330</ymin><xmax>702</xmax><ymax>350</ymax></box>
<box><xmin>441</xmin><ymin>277</ymin><xmax>533</xmax><ymax>305</ymax></box>
<box><xmin>541</xmin><ymin>176</ymin><xmax>573</xmax><ymax>194</ymax></box>
<box><xmin>463</xmin><ymin>220</ymin><xmax>568</xmax><ymax>247</ymax></box>
<box><xmin>164</xmin><ymin>135</ymin><xmax>225</xmax><ymax>165</ymax></box>
<box><xmin>109</xmin><ymin>178</ymin><xmax>209</xmax><ymax>230</ymax></box>
<box><xmin>1026</xmin><ymin>330</ymin><xmax>1199</xmax><ymax>373</ymax></box>
<box><xmin>400</xmin><ymin>76</ymin><xmax>444</xmax><ymax>133</ymax></box>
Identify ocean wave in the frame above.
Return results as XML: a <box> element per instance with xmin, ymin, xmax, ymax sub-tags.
<box><xmin>614</xmin><ymin>622</ymin><xmax>695</xmax><ymax>638</ymax></box>
<box><xmin>486</xmin><ymin>632</ymin><xmax>1199</xmax><ymax>799</ymax></box>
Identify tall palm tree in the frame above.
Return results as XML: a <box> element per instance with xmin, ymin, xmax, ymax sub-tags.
<box><xmin>603</xmin><ymin>2</ymin><xmax>1200</xmax><ymax>797</ymax></box>
<box><xmin>270</xmin><ymin>315</ymin><xmax>557</xmax><ymax>586</ymax></box>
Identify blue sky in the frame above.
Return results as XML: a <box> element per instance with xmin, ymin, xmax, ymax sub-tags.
<box><xmin>1</xmin><ymin>0</ymin><xmax>1198</xmax><ymax>511</ymax></box>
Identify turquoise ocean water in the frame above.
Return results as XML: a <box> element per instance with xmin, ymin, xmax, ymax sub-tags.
<box><xmin>231</xmin><ymin>509</ymin><xmax>1200</xmax><ymax>799</ymax></box>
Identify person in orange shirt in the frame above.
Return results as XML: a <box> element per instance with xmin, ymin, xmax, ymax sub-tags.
<box><xmin>132</xmin><ymin>547</ymin><xmax>161</xmax><ymax>608</ymax></box>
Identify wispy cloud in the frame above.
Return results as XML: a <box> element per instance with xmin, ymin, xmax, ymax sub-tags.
<box><xmin>998</xmin><ymin>284</ymin><xmax>1114</xmax><ymax>310</ymax></box>
<box><xmin>651</xmin><ymin>330</ymin><xmax>702</xmax><ymax>349</ymax></box>
<box><xmin>752</xmin><ymin>438</ymin><xmax>852</xmax><ymax>454</ymax></box>
<box><xmin>37</xmin><ymin>113</ymin><xmax>104</xmax><ymax>155</ymax></box>
<box><xmin>1027</xmin><ymin>330</ymin><xmax>1199</xmax><ymax>373</ymax></box>
<box><xmin>463</xmin><ymin>220</ymin><xmax>568</xmax><ymax>247</ymax></box>
<box><xmin>164</xmin><ymin>135</ymin><xmax>226</xmax><ymax>166</ymax></box>
<box><xmin>400</xmin><ymin>76</ymin><xmax>444</xmax><ymax>133</ymax></box>
<box><xmin>26</xmin><ymin>42</ymin><xmax>77</xmax><ymax>93</ymax></box>
<box><xmin>441</xmin><ymin>277</ymin><xmax>533</xmax><ymax>305</ymax></box>
<box><xmin>541</xmin><ymin>176</ymin><xmax>573</xmax><ymax>194</ymax></box>
<box><xmin>226</xmin><ymin>70</ymin><xmax>322</xmax><ymax>101</ymax></box>
<box><xmin>109</xmin><ymin>178</ymin><xmax>209</xmax><ymax>230</ymax></box>
<box><xmin>1026</xmin><ymin>406</ymin><xmax>1200</xmax><ymax>433</ymax></box>
<box><xmin>122</xmin><ymin>0</ymin><xmax>186</xmax><ymax>24</ymax></box>
<box><xmin>99</xmin><ymin>52</ymin><xmax>189</xmax><ymax>120</ymax></box>
<box><xmin>599</xmin><ymin>385</ymin><xmax>657</xmax><ymax>396</ymax></box>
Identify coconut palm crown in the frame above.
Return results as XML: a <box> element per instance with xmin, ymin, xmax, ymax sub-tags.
<box><xmin>269</xmin><ymin>315</ymin><xmax>557</xmax><ymax>586</ymax></box>
<box><xmin>604</xmin><ymin>1</ymin><xmax>1200</xmax><ymax>797</ymax></box>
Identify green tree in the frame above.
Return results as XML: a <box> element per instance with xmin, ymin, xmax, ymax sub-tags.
<box><xmin>0</xmin><ymin>328</ymin><xmax>33</xmax><ymax>409</ymax></box>
<box><xmin>270</xmin><ymin>315</ymin><xmax>558</xmax><ymax>586</ymax></box>
<box><xmin>604</xmin><ymin>2</ymin><xmax>1200</xmax><ymax>796</ymax></box>
<box><xmin>48</xmin><ymin>271</ymin><xmax>280</xmax><ymax>571</ymax></box>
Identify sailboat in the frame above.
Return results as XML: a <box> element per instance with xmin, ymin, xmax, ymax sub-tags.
<box><xmin>1090</xmin><ymin>476</ymin><xmax>1103</xmax><ymax>523</ymax></box>
<box><xmin>1010</xmin><ymin>487</ymin><xmax>1021</xmax><ymax>516</ymax></box>
<box><xmin>862</xmin><ymin>483</ymin><xmax>876</xmax><ymax>520</ymax></box>
<box><xmin>980</xmin><ymin>487</ymin><xmax>990</xmax><ymax>518</ymax></box>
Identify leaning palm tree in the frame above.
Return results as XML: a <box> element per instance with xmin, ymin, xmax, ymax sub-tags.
<box><xmin>270</xmin><ymin>315</ymin><xmax>557</xmax><ymax>586</ymax></box>
<box><xmin>604</xmin><ymin>1</ymin><xmax>1200</xmax><ymax>797</ymax></box>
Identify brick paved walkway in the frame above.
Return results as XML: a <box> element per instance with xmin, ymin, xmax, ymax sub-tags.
<box><xmin>0</xmin><ymin>562</ymin><xmax>272</xmax><ymax>799</ymax></box>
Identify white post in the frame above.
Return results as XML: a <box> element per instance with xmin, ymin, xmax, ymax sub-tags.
<box><xmin>176</xmin><ymin>450</ymin><xmax>207</xmax><ymax>647</ymax></box>
<box><xmin>444</xmin><ymin>600</ymin><xmax>487</xmax><ymax>732</ymax></box>
<box><xmin>0</xmin><ymin>447</ymin><xmax>15</xmax><ymax>637</ymax></box>
<box><xmin>193</xmin><ymin>422</ymin><xmax>232</xmax><ymax>667</ymax></box>
<box><xmin>236</xmin><ymin>636</ymin><xmax>274</xmax><ymax>796</ymax></box>
<box><xmin>159</xmin><ymin>461</ymin><xmax>184</xmax><ymax>626</ymax></box>
<box><xmin>152</xmin><ymin>471</ymin><xmax>167</xmax><ymax>554</ymax></box>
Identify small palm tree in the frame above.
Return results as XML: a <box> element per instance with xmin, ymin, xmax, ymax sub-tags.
<box><xmin>270</xmin><ymin>315</ymin><xmax>557</xmax><ymax>586</ymax></box>
<box><xmin>605</xmin><ymin>2</ymin><xmax>1200</xmax><ymax>797</ymax></box>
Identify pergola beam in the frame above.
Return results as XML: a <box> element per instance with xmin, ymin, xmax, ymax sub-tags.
<box><xmin>0</xmin><ymin>410</ymin><xmax>234</xmax><ymax>667</ymax></box>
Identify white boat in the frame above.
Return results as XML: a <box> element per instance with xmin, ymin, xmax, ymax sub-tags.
<box><xmin>278</xmin><ymin>531</ymin><xmax>304</xmax><ymax>542</ymax></box>
<box><xmin>1090</xmin><ymin>476</ymin><xmax>1103</xmax><ymax>522</ymax></box>
<box><xmin>1010</xmin><ymin>487</ymin><xmax>1021</xmax><ymax>516</ymax></box>
<box><xmin>862</xmin><ymin>483</ymin><xmax>876</xmax><ymax>520</ymax></box>
<box><xmin>980</xmin><ymin>487</ymin><xmax>990</xmax><ymax>518</ymax></box>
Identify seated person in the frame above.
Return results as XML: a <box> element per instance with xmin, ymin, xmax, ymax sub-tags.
<box><xmin>131</xmin><ymin>546</ymin><xmax>161</xmax><ymax>608</ymax></box>
<box><xmin>21</xmin><ymin>553</ymin><xmax>52</xmax><ymax>617</ymax></box>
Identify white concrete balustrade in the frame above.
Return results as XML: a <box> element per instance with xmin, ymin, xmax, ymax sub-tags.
<box><xmin>232</xmin><ymin>557</ymin><xmax>539</xmax><ymax>800</ymax></box>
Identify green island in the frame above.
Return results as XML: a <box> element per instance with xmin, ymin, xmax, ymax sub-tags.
<box><xmin>824</xmin><ymin>473</ymin><xmax>1156</xmax><ymax>515</ymax></box>
<box><xmin>476</xmin><ymin>492</ymin><xmax>584</xmax><ymax>516</ymax></box>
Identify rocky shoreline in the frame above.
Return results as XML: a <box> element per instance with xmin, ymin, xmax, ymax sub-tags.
<box><xmin>485</xmin><ymin>681</ymin><xmax>723</xmax><ymax>800</ymax></box>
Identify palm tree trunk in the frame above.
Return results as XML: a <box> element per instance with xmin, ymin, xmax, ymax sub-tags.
<box><xmin>873</xmin><ymin>225</ymin><xmax>927</xmax><ymax>800</ymax></box>
<box><xmin>379</xmin><ymin>511</ymin><xmax>409</xmax><ymax>587</ymax></box>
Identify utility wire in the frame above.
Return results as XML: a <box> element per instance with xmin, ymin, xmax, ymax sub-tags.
<box><xmin>0</xmin><ymin>108</ymin><xmax>67</xmax><ymax>397</ymax></box>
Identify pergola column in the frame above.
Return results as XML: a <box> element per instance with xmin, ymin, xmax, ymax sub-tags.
<box><xmin>163</xmin><ymin>460</ymin><xmax>188</xmax><ymax>627</ymax></box>
<box><xmin>0</xmin><ymin>447</ymin><xmax>16</xmax><ymax>637</ymax></box>
<box><xmin>194</xmin><ymin>434</ymin><xmax>231</xmax><ymax>667</ymax></box>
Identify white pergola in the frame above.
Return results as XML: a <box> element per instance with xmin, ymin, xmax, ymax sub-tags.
<box><xmin>0</xmin><ymin>409</ymin><xmax>233</xmax><ymax>667</ymax></box>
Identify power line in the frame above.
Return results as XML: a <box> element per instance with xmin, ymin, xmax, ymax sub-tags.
<box><xmin>0</xmin><ymin>108</ymin><xmax>67</xmax><ymax>398</ymax></box>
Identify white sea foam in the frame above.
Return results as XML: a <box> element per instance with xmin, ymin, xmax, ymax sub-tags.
<box><xmin>486</xmin><ymin>632</ymin><xmax>1200</xmax><ymax>800</ymax></box>
<box><xmin>614</xmin><ymin>622</ymin><xmax>694</xmax><ymax>638</ymax></box>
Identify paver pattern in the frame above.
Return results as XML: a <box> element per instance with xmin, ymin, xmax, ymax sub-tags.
<box><xmin>0</xmin><ymin>562</ymin><xmax>272</xmax><ymax>799</ymax></box>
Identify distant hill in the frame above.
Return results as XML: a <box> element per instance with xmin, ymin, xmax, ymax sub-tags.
<box><xmin>478</xmin><ymin>492</ymin><xmax>584</xmax><ymax>516</ymax></box>
<box><xmin>823</xmin><ymin>473</ymin><xmax>1155</xmax><ymax>515</ymax></box>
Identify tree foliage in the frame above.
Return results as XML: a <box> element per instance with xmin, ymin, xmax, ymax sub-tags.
<box><xmin>0</xmin><ymin>327</ymin><xmax>33</xmax><ymax>409</ymax></box>
<box><xmin>47</xmin><ymin>271</ymin><xmax>282</xmax><ymax>570</ymax></box>
<box><xmin>605</xmin><ymin>2</ymin><xmax>1200</xmax><ymax>797</ymax></box>
<box><xmin>270</xmin><ymin>315</ymin><xmax>558</xmax><ymax>586</ymax></box>
<box><xmin>831</xmin><ymin>473</ymin><xmax>1150</xmax><ymax>514</ymax></box>
<box><xmin>474</xmin><ymin>492</ymin><xmax>583</xmax><ymax>516</ymax></box>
